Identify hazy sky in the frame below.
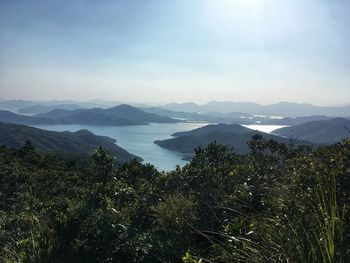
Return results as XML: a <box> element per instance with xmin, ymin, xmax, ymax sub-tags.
<box><xmin>0</xmin><ymin>0</ymin><xmax>349</xmax><ymax>105</ymax></box>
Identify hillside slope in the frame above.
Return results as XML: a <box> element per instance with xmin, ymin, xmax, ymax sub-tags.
<box><xmin>273</xmin><ymin>118</ymin><xmax>350</xmax><ymax>143</ymax></box>
<box><xmin>0</xmin><ymin>110</ymin><xmax>60</xmax><ymax>125</ymax></box>
<box><xmin>155</xmin><ymin>123</ymin><xmax>313</xmax><ymax>155</ymax></box>
<box><xmin>172</xmin><ymin>123</ymin><xmax>251</xmax><ymax>137</ymax></box>
<box><xmin>0</xmin><ymin>122</ymin><xmax>142</xmax><ymax>162</ymax></box>
<box><xmin>37</xmin><ymin>104</ymin><xmax>179</xmax><ymax>126</ymax></box>
<box><xmin>162</xmin><ymin>101</ymin><xmax>350</xmax><ymax>117</ymax></box>
<box><xmin>18</xmin><ymin>104</ymin><xmax>82</xmax><ymax>115</ymax></box>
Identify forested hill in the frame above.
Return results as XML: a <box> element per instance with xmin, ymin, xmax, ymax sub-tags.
<box><xmin>1</xmin><ymin>136</ymin><xmax>349</xmax><ymax>262</ymax></box>
<box><xmin>273</xmin><ymin>117</ymin><xmax>350</xmax><ymax>143</ymax></box>
<box><xmin>36</xmin><ymin>104</ymin><xmax>180</xmax><ymax>125</ymax></box>
<box><xmin>0</xmin><ymin>104</ymin><xmax>180</xmax><ymax>126</ymax></box>
<box><xmin>155</xmin><ymin>123</ymin><xmax>313</xmax><ymax>155</ymax></box>
<box><xmin>0</xmin><ymin>122</ymin><xmax>141</xmax><ymax>162</ymax></box>
<box><xmin>0</xmin><ymin>109</ymin><xmax>60</xmax><ymax>125</ymax></box>
<box><xmin>18</xmin><ymin>103</ymin><xmax>83</xmax><ymax>115</ymax></box>
<box><xmin>172</xmin><ymin>123</ymin><xmax>251</xmax><ymax>137</ymax></box>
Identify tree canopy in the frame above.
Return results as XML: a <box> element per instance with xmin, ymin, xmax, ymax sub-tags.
<box><xmin>0</xmin><ymin>137</ymin><xmax>349</xmax><ymax>262</ymax></box>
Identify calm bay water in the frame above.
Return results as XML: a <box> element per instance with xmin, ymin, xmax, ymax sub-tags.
<box><xmin>33</xmin><ymin>122</ymin><xmax>208</xmax><ymax>171</ymax></box>
<box><xmin>33</xmin><ymin>123</ymin><xmax>287</xmax><ymax>171</ymax></box>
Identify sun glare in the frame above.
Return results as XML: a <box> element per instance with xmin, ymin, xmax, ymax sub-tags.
<box><xmin>203</xmin><ymin>0</ymin><xmax>267</xmax><ymax>32</ymax></box>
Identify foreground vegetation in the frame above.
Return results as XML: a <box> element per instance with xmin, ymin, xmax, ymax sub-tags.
<box><xmin>1</xmin><ymin>136</ymin><xmax>349</xmax><ymax>262</ymax></box>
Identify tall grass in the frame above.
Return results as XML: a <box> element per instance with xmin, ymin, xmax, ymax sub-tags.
<box><xmin>315</xmin><ymin>175</ymin><xmax>337</xmax><ymax>263</ymax></box>
<box><xmin>287</xmin><ymin>173</ymin><xmax>345</xmax><ymax>263</ymax></box>
<box><xmin>193</xmin><ymin>173</ymin><xmax>347</xmax><ymax>263</ymax></box>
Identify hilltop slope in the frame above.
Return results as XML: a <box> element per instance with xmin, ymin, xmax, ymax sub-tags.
<box><xmin>162</xmin><ymin>101</ymin><xmax>350</xmax><ymax>117</ymax></box>
<box><xmin>0</xmin><ymin>110</ymin><xmax>60</xmax><ymax>125</ymax></box>
<box><xmin>18</xmin><ymin>104</ymin><xmax>82</xmax><ymax>115</ymax></box>
<box><xmin>155</xmin><ymin>123</ymin><xmax>313</xmax><ymax>155</ymax></box>
<box><xmin>0</xmin><ymin>122</ymin><xmax>142</xmax><ymax>162</ymax></box>
<box><xmin>273</xmin><ymin>118</ymin><xmax>350</xmax><ymax>143</ymax></box>
<box><xmin>37</xmin><ymin>104</ymin><xmax>179</xmax><ymax>126</ymax></box>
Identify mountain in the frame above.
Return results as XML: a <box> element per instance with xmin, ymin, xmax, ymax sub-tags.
<box><xmin>172</xmin><ymin>123</ymin><xmax>250</xmax><ymax>137</ymax></box>
<box><xmin>139</xmin><ymin>106</ymin><xmax>207</xmax><ymax>120</ymax></box>
<box><xmin>201</xmin><ymin>101</ymin><xmax>262</xmax><ymax>114</ymax></box>
<box><xmin>162</xmin><ymin>102</ymin><xmax>200</xmax><ymax>113</ymax></box>
<box><xmin>0</xmin><ymin>110</ymin><xmax>61</xmax><ymax>125</ymax></box>
<box><xmin>18</xmin><ymin>104</ymin><xmax>83</xmax><ymax>115</ymax></box>
<box><xmin>36</xmin><ymin>109</ymin><xmax>77</xmax><ymax>119</ymax></box>
<box><xmin>273</xmin><ymin>118</ymin><xmax>350</xmax><ymax>143</ymax></box>
<box><xmin>0</xmin><ymin>100</ymin><xmax>37</xmax><ymax>111</ymax></box>
<box><xmin>154</xmin><ymin>123</ymin><xmax>313</xmax><ymax>155</ymax></box>
<box><xmin>162</xmin><ymin>101</ymin><xmax>350</xmax><ymax>117</ymax></box>
<box><xmin>139</xmin><ymin>106</ymin><xmax>253</xmax><ymax>124</ymax></box>
<box><xmin>0</xmin><ymin>122</ymin><xmax>142</xmax><ymax>162</ymax></box>
<box><xmin>260</xmin><ymin>102</ymin><xmax>350</xmax><ymax>117</ymax></box>
<box><xmin>105</xmin><ymin>104</ymin><xmax>180</xmax><ymax>123</ymax></box>
<box><xmin>142</xmin><ymin>106</ymin><xmax>333</xmax><ymax>126</ymax></box>
<box><xmin>0</xmin><ymin>99</ymin><xmax>122</xmax><ymax>112</ymax></box>
<box><xmin>259</xmin><ymin>115</ymin><xmax>334</xmax><ymax>126</ymax></box>
<box><xmin>39</xmin><ymin>108</ymin><xmax>141</xmax><ymax>126</ymax></box>
<box><xmin>37</xmin><ymin>104</ymin><xmax>180</xmax><ymax>126</ymax></box>
<box><xmin>2</xmin><ymin>106</ymin><xmax>171</xmax><ymax>127</ymax></box>
<box><xmin>3</xmin><ymin>100</ymin><xmax>350</xmax><ymax>117</ymax></box>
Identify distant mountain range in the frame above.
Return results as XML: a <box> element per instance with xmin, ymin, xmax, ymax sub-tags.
<box><xmin>0</xmin><ymin>100</ymin><xmax>38</xmax><ymax>111</ymax></box>
<box><xmin>139</xmin><ymin>106</ymin><xmax>254</xmax><ymax>124</ymax></box>
<box><xmin>258</xmin><ymin>115</ymin><xmax>335</xmax><ymax>125</ymax></box>
<box><xmin>273</xmin><ymin>118</ymin><xmax>350</xmax><ymax>143</ymax></box>
<box><xmin>154</xmin><ymin>123</ymin><xmax>313</xmax><ymax>156</ymax></box>
<box><xmin>139</xmin><ymin>106</ymin><xmax>210</xmax><ymax>120</ymax></box>
<box><xmin>0</xmin><ymin>99</ymin><xmax>119</xmax><ymax>112</ymax></box>
<box><xmin>0</xmin><ymin>104</ymin><xmax>179</xmax><ymax>126</ymax></box>
<box><xmin>162</xmin><ymin>101</ymin><xmax>350</xmax><ymax>117</ymax></box>
<box><xmin>0</xmin><ymin>110</ymin><xmax>60</xmax><ymax>125</ymax></box>
<box><xmin>2</xmin><ymin>100</ymin><xmax>349</xmax><ymax>117</ymax></box>
<box><xmin>140</xmin><ymin>106</ymin><xmax>346</xmax><ymax>126</ymax></box>
<box><xmin>0</xmin><ymin>122</ymin><xmax>142</xmax><ymax>162</ymax></box>
<box><xmin>18</xmin><ymin>104</ymin><xmax>83</xmax><ymax>115</ymax></box>
<box><xmin>37</xmin><ymin>104</ymin><xmax>179</xmax><ymax>125</ymax></box>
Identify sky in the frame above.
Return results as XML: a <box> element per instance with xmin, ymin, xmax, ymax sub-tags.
<box><xmin>0</xmin><ymin>0</ymin><xmax>349</xmax><ymax>105</ymax></box>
